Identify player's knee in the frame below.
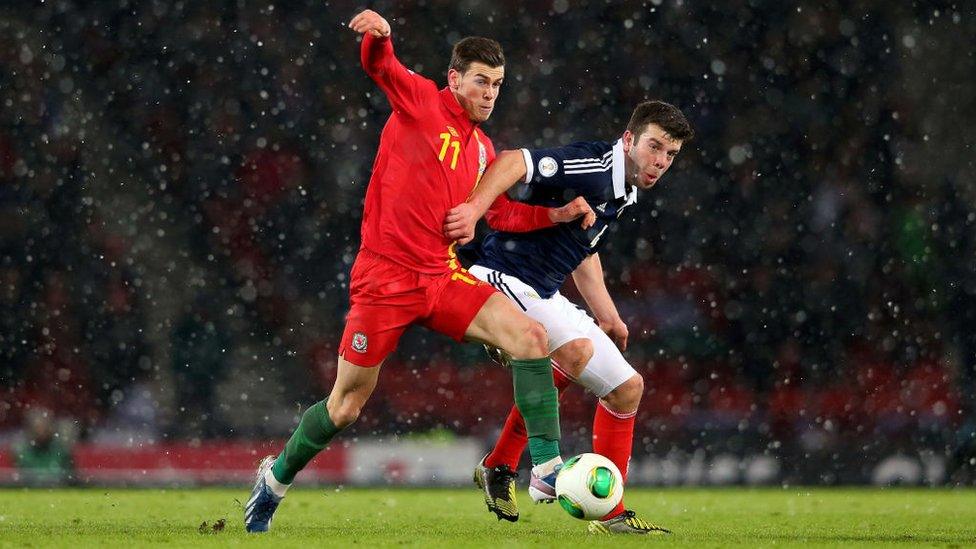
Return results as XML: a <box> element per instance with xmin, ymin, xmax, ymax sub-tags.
<box><xmin>330</xmin><ymin>404</ymin><xmax>361</xmax><ymax>429</ymax></box>
<box><xmin>604</xmin><ymin>373</ymin><xmax>644</xmax><ymax>413</ymax></box>
<box><xmin>327</xmin><ymin>394</ymin><xmax>365</xmax><ymax>429</ymax></box>
<box><xmin>519</xmin><ymin>320</ymin><xmax>549</xmax><ymax>358</ymax></box>
<box><xmin>504</xmin><ymin>318</ymin><xmax>549</xmax><ymax>359</ymax></box>
<box><xmin>554</xmin><ymin>338</ymin><xmax>593</xmax><ymax>378</ymax></box>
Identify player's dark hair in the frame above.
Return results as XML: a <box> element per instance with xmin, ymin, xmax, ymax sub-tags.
<box><xmin>627</xmin><ymin>100</ymin><xmax>694</xmax><ymax>142</ymax></box>
<box><xmin>449</xmin><ymin>37</ymin><xmax>505</xmax><ymax>73</ymax></box>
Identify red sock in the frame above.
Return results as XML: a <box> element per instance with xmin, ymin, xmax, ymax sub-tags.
<box><xmin>485</xmin><ymin>362</ymin><xmax>573</xmax><ymax>469</ymax></box>
<box><xmin>593</xmin><ymin>399</ymin><xmax>636</xmax><ymax>520</ymax></box>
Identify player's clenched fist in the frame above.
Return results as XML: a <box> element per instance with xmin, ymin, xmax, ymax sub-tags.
<box><xmin>348</xmin><ymin>9</ymin><xmax>391</xmax><ymax>38</ymax></box>
<box><xmin>444</xmin><ymin>202</ymin><xmax>478</xmax><ymax>245</ymax></box>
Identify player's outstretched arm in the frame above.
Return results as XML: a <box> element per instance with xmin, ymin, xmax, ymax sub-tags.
<box><xmin>444</xmin><ymin>150</ymin><xmax>527</xmax><ymax>244</ymax></box>
<box><xmin>485</xmin><ymin>194</ymin><xmax>555</xmax><ymax>233</ymax></box>
<box><xmin>485</xmin><ymin>195</ymin><xmax>595</xmax><ymax>233</ymax></box>
<box><xmin>349</xmin><ymin>10</ymin><xmax>434</xmax><ymax>118</ymax></box>
<box><xmin>572</xmin><ymin>253</ymin><xmax>628</xmax><ymax>351</ymax></box>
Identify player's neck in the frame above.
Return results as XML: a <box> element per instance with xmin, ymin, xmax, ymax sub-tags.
<box><xmin>622</xmin><ymin>156</ymin><xmax>637</xmax><ymax>187</ymax></box>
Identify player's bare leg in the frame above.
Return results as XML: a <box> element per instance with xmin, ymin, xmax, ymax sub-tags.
<box><xmin>246</xmin><ymin>355</ymin><xmax>383</xmax><ymax>533</ymax></box>
<box><xmin>465</xmin><ymin>293</ymin><xmax>549</xmax><ymax>359</ymax></box>
<box><xmin>326</xmin><ymin>356</ymin><xmax>383</xmax><ymax>428</ymax></box>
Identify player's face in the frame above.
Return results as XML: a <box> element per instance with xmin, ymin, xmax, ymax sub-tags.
<box><xmin>622</xmin><ymin>123</ymin><xmax>683</xmax><ymax>190</ymax></box>
<box><xmin>448</xmin><ymin>62</ymin><xmax>505</xmax><ymax>123</ymax></box>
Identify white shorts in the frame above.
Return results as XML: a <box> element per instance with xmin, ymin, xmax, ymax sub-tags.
<box><xmin>469</xmin><ymin>265</ymin><xmax>636</xmax><ymax>398</ymax></box>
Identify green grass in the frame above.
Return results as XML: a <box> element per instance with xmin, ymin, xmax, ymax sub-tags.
<box><xmin>1</xmin><ymin>487</ymin><xmax>975</xmax><ymax>547</ymax></box>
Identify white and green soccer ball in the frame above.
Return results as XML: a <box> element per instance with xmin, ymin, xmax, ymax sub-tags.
<box><xmin>554</xmin><ymin>453</ymin><xmax>623</xmax><ymax>520</ymax></box>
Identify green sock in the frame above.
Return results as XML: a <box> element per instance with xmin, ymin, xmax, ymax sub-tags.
<box><xmin>271</xmin><ymin>399</ymin><xmax>341</xmax><ymax>484</ymax></box>
<box><xmin>510</xmin><ymin>357</ymin><xmax>561</xmax><ymax>465</ymax></box>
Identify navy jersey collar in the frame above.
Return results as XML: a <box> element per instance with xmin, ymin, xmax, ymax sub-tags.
<box><xmin>611</xmin><ymin>138</ymin><xmax>636</xmax><ymax>202</ymax></box>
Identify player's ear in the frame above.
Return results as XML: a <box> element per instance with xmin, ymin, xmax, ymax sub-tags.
<box><xmin>622</xmin><ymin>130</ymin><xmax>634</xmax><ymax>153</ymax></box>
<box><xmin>447</xmin><ymin>69</ymin><xmax>461</xmax><ymax>91</ymax></box>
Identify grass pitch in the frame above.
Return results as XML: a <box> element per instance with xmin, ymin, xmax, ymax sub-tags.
<box><xmin>1</xmin><ymin>487</ymin><xmax>974</xmax><ymax>547</ymax></box>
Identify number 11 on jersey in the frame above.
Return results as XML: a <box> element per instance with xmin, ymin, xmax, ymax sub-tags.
<box><xmin>438</xmin><ymin>132</ymin><xmax>460</xmax><ymax>170</ymax></box>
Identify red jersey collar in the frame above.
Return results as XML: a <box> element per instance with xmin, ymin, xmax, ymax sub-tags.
<box><xmin>439</xmin><ymin>87</ymin><xmax>476</xmax><ymax>129</ymax></box>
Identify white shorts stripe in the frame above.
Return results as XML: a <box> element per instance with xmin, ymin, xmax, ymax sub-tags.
<box><xmin>487</xmin><ymin>271</ymin><xmax>526</xmax><ymax>311</ymax></box>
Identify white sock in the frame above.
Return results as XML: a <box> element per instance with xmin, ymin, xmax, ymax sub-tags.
<box><xmin>264</xmin><ymin>466</ymin><xmax>290</xmax><ymax>497</ymax></box>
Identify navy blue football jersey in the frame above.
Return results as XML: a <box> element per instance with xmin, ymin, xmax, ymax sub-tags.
<box><xmin>477</xmin><ymin>139</ymin><xmax>637</xmax><ymax>298</ymax></box>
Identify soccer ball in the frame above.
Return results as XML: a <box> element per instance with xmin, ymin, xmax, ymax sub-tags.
<box><xmin>554</xmin><ymin>453</ymin><xmax>623</xmax><ymax>520</ymax></box>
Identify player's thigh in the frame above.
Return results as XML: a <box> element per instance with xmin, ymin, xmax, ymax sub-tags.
<box><xmin>424</xmin><ymin>268</ymin><xmax>546</xmax><ymax>357</ymax></box>
<box><xmin>462</xmin><ymin>292</ymin><xmax>544</xmax><ymax>355</ymax></box>
<box><xmin>423</xmin><ymin>269</ymin><xmax>496</xmax><ymax>342</ymax></box>
<box><xmin>574</xmin><ymin>320</ymin><xmax>637</xmax><ymax>398</ymax></box>
<box><xmin>332</xmin><ymin>354</ymin><xmax>384</xmax><ymax>399</ymax></box>
<box><xmin>470</xmin><ymin>266</ymin><xmax>586</xmax><ymax>355</ymax></box>
<box><xmin>525</xmin><ymin>291</ymin><xmax>594</xmax><ymax>355</ymax></box>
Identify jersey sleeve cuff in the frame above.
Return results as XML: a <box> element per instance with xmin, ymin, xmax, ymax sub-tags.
<box><xmin>521</xmin><ymin>148</ymin><xmax>533</xmax><ymax>184</ymax></box>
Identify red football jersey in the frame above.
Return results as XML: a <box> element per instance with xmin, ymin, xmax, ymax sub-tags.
<box><xmin>358</xmin><ymin>34</ymin><xmax>550</xmax><ymax>274</ymax></box>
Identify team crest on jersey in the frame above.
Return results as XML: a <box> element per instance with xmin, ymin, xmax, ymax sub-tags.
<box><xmin>477</xmin><ymin>140</ymin><xmax>487</xmax><ymax>183</ymax></box>
<box><xmin>351</xmin><ymin>332</ymin><xmax>368</xmax><ymax>353</ymax></box>
<box><xmin>538</xmin><ymin>156</ymin><xmax>558</xmax><ymax>178</ymax></box>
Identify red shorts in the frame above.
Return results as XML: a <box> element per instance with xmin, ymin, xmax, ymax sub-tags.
<box><xmin>339</xmin><ymin>249</ymin><xmax>496</xmax><ymax>367</ymax></box>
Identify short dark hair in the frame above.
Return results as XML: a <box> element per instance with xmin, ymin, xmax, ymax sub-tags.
<box><xmin>626</xmin><ymin>100</ymin><xmax>694</xmax><ymax>142</ymax></box>
<box><xmin>449</xmin><ymin>37</ymin><xmax>504</xmax><ymax>74</ymax></box>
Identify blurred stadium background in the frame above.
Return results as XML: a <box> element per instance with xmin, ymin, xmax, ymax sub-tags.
<box><xmin>1</xmin><ymin>1</ymin><xmax>974</xmax><ymax>488</ymax></box>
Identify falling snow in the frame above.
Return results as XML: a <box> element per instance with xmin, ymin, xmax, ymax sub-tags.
<box><xmin>1</xmin><ymin>2</ymin><xmax>975</xmax><ymax>486</ymax></box>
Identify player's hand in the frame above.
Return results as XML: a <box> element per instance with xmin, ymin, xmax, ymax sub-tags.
<box><xmin>599</xmin><ymin>318</ymin><xmax>629</xmax><ymax>352</ymax></box>
<box><xmin>348</xmin><ymin>9</ymin><xmax>391</xmax><ymax>38</ymax></box>
<box><xmin>444</xmin><ymin>202</ymin><xmax>479</xmax><ymax>245</ymax></box>
<box><xmin>548</xmin><ymin>196</ymin><xmax>596</xmax><ymax>229</ymax></box>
